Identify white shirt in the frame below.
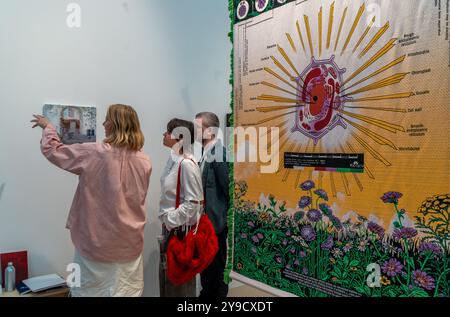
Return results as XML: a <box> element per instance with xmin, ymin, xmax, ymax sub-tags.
<box><xmin>158</xmin><ymin>151</ymin><xmax>204</xmax><ymax>231</ymax></box>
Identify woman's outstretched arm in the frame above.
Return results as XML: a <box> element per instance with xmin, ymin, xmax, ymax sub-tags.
<box><xmin>31</xmin><ymin>114</ymin><xmax>93</xmax><ymax>175</ymax></box>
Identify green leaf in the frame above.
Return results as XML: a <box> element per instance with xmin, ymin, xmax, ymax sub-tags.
<box><xmin>355</xmin><ymin>285</ymin><xmax>372</xmax><ymax>296</ymax></box>
<box><xmin>393</xmin><ymin>221</ymin><xmax>401</xmax><ymax>229</ymax></box>
<box><xmin>400</xmin><ymin>287</ymin><xmax>429</xmax><ymax>297</ymax></box>
<box><xmin>330</xmin><ymin>271</ymin><xmax>340</xmax><ymax>278</ymax></box>
<box><xmin>333</xmin><ymin>267</ymin><xmax>343</xmax><ymax>277</ymax></box>
<box><xmin>406</xmin><ymin>258</ymin><xmax>415</xmax><ymax>267</ymax></box>
<box><xmin>343</xmin><ymin>256</ymin><xmax>349</xmax><ymax>266</ymax></box>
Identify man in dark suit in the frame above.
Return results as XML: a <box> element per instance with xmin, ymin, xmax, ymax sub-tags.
<box><xmin>195</xmin><ymin>112</ymin><xmax>229</xmax><ymax>298</ymax></box>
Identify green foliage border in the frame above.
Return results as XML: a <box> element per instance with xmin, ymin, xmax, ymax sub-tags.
<box><xmin>224</xmin><ymin>0</ymin><xmax>235</xmax><ymax>283</ymax></box>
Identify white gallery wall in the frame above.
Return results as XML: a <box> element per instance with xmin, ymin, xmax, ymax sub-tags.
<box><xmin>0</xmin><ymin>0</ymin><xmax>231</xmax><ymax>296</ymax></box>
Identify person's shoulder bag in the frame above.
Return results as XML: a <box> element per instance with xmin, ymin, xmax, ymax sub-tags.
<box><xmin>166</xmin><ymin>158</ymin><xmax>219</xmax><ymax>286</ymax></box>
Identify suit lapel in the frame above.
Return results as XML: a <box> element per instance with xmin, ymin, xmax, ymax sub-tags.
<box><xmin>202</xmin><ymin>142</ymin><xmax>218</xmax><ymax>190</ymax></box>
<box><xmin>201</xmin><ymin>149</ymin><xmax>209</xmax><ymax>191</ymax></box>
<box><xmin>202</xmin><ymin>161</ymin><xmax>209</xmax><ymax>191</ymax></box>
<box><xmin>202</xmin><ymin>140</ymin><xmax>223</xmax><ymax>191</ymax></box>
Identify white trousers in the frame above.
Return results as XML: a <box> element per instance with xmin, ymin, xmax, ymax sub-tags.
<box><xmin>70</xmin><ymin>250</ymin><xmax>144</xmax><ymax>297</ymax></box>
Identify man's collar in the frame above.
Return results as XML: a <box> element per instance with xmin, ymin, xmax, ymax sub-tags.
<box><xmin>203</xmin><ymin>139</ymin><xmax>219</xmax><ymax>155</ymax></box>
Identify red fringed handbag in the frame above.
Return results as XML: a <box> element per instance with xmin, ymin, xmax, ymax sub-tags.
<box><xmin>166</xmin><ymin>159</ymin><xmax>219</xmax><ymax>285</ymax></box>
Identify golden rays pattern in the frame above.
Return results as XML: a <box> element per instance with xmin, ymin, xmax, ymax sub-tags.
<box><xmin>252</xmin><ymin>1</ymin><xmax>414</xmax><ymax>197</ymax></box>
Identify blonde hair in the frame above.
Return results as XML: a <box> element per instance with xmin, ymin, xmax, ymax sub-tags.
<box><xmin>104</xmin><ymin>104</ymin><xmax>145</xmax><ymax>151</ymax></box>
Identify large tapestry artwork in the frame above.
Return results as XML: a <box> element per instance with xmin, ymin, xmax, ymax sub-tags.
<box><xmin>230</xmin><ymin>0</ymin><xmax>450</xmax><ymax>297</ymax></box>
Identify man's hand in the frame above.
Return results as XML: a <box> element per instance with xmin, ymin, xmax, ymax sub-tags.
<box><xmin>31</xmin><ymin>114</ymin><xmax>50</xmax><ymax>129</ymax></box>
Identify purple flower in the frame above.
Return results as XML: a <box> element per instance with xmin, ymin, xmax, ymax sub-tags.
<box><xmin>381</xmin><ymin>191</ymin><xmax>403</xmax><ymax>204</ymax></box>
<box><xmin>367</xmin><ymin>221</ymin><xmax>385</xmax><ymax>238</ymax></box>
<box><xmin>290</xmin><ymin>247</ymin><xmax>296</xmax><ymax>254</ymax></box>
<box><xmin>300</xmin><ymin>180</ymin><xmax>315</xmax><ymax>191</ymax></box>
<box><xmin>300</xmin><ymin>225</ymin><xmax>316</xmax><ymax>242</ymax></box>
<box><xmin>276</xmin><ymin>257</ymin><xmax>283</xmax><ymax>264</ymax></box>
<box><xmin>302</xmin><ymin>267</ymin><xmax>309</xmax><ymax>275</ymax></box>
<box><xmin>321</xmin><ymin>235</ymin><xmax>334</xmax><ymax>250</ymax></box>
<box><xmin>240</xmin><ymin>233</ymin><xmax>247</xmax><ymax>239</ymax></box>
<box><xmin>418</xmin><ymin>242</ymin><xmax>442</xmax><ymax>256</ymax></box>
<box><xmin>251</xmin><ymin>246</ymin><xmax>257</xmax><ymax>254</ymax></box>
<box><xmin>319</xmin><ymin>203</ymin><xmax>333</xmax><ymax>217</ymax></box>
<box><xmin>286</xmin><ymin>229</ymin><xmax>292</xmax><ymax>237</ymax></box>
<box><xmin>307</xmin><ymin>209</ymin><xmax>322</xmax><ymax>222</ymax></box>
<box><xmin>285</xmin><ymin>264</ymin><xmax>291</xmax><ymax>270</ymax></box>
<box><xmin>248</xmin><ymin>221</ymin><xmax>255</xmax><ymax>228</ymax></box>
<box><xmin>382</xmin><ymin>258</ymin><xmax>403</xmax><ymax>277</ymax></box>
<box><xmin>314</xmin><ymin>189</ymin><xmax>329</xmax><ymax>201</ymax></box>
<box><xmin>282</xmin><ymin>239</ymin><xmax>288</xmax><ymax>246</ymax></box>
<box><xmin>299</xmin><ymin>251</ymin><xmax>306</xmax><ymax>258</ymax></box>
<box><xmin>393</xmin><ymin>227</ymin><xmax>418</xmax><ymax>240</ymax></box>
<box><xmin>252</xmin><ymin>235</ymin><xmax>259</xmax><ymax>243</ymax></box>
<box><xmin>294</xmin><ymin>259</ymin><xmax>300</xmax><ymax>266</ymax></box>
<box><xmin>298</xmin><ymin>196</ymin><xmax>312</xmax><ymax>209</ymax></box>
<box><xmin>257</xmin><ymin>233</ymin><xmax>264</xmax><ymax>240</ymax></box>
<box><xmin>413</xmin><ymin>270</ymin><xmax>435</xmax><ymax>290</ymax></box>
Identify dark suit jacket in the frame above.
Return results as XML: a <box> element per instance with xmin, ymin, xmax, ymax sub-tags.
<box><xmin>202</xmin><ymin>140</ymin><xmax>230</xmax><ymax>234</ymax></box>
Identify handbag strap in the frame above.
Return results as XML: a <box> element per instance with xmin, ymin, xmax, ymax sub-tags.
<box><xmin>176</xmin><ymin>158</ymin><xmax>194</xmax><ymax>208</ymax></box>
<box><xmin>176</xmin><ymin>158</ymin><xmax>206</xmax><ymax>208</ymax></box>
<box><xmin>175</xmin><ymin>160</ymin><xmax>183</xmax><ymax>209</ymax></box>
<box><xmin>175</xmin><ymin>158</ymin><xmax>203</xmax><ymax>234</ymax></box>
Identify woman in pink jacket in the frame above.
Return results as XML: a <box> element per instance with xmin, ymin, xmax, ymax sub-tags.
<box><xmin>31</xmin><ymin>104</ymin><xmax>152</xmax><ymax>297</ymax></box>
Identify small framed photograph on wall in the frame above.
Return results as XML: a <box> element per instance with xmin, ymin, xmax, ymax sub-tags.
<box><xmin>43</xmin><ymin>104</ymin><xmax>97</xmax><ymax>145</ymax></box>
